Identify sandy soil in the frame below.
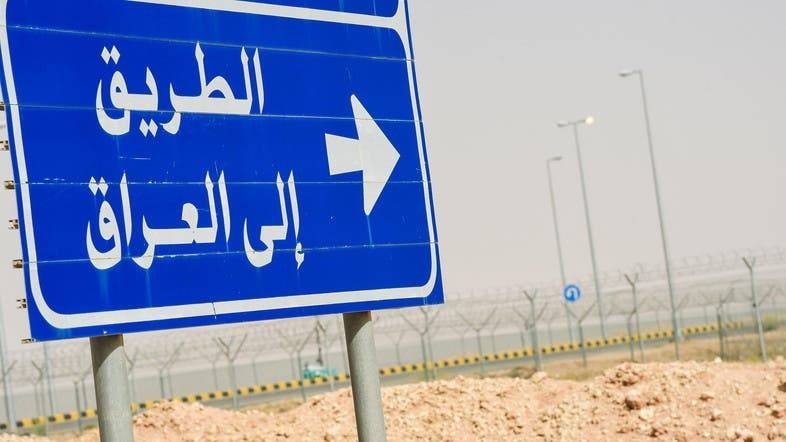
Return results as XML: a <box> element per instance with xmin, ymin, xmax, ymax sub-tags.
<box><xmin>3</xmin><ymin>358</ymin><xmax>786</xmax><ymax>441</ymax></box>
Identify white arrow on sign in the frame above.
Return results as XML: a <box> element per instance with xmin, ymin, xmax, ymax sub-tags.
<box><xmin>325</xmin><ymin>95</ymin><xmax>400</xmax><ymax>216</ymax></box>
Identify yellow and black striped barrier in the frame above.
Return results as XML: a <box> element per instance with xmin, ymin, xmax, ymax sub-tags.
<box><xmin>4</xmin><ymin>320</ymin><xmax>745</xmax><ymax>430</ymax></box>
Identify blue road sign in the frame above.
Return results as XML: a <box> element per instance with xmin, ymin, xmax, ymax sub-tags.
<box><xmin>563</xmin><ymin>284</ymin><xmax>581</xmax><ymax>304</ymax></box>
<box><xmin>0</xmin><ymin>0</ymin><xmax>442</xmax><ymax>341</ymax></box>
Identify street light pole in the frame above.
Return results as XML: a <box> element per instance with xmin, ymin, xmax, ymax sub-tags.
<box><xmin>557</xmin><ymin>116</ymin><xmax>607</xmax><ymax>340</ymax></box>
<box><xmin>620</xmin><ymin>68</ymin><xmax>681</xmax><ymax>360</ymax></box>
<box><xmin>546</xmin><ymin>156</ymin><xmax>574</xmax><ymax>344</ymax></box>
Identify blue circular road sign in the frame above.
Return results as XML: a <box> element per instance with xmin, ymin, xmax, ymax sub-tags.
<box><xmin>563</xmin><ymin>284</ymin><xmax>582</xmax><ymax>303</ymax></box>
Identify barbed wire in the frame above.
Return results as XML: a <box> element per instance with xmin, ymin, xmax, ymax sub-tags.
<box><xmin>7</xmin><ymin>245</ymin><xmax>785</xmax><ymax>386</ymax></box>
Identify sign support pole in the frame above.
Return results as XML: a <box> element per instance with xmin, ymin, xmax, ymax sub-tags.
<box><xmin>90</xmin><ymin>334</ymin><xmax>133</xmax><ymax>442</ymax></box>
<box><xmin>343</xmin><ymin>311</ymin><xmax>386</xmax><ymax>442</ymax></box>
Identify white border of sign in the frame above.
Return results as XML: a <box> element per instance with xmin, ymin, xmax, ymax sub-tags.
<box><xmin>0</xmin><ymin>0</ymin><xmax>438</xmax><ymax>329</ymax></box>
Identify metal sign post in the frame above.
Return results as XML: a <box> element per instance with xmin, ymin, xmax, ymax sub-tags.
<box><xmin>90</xmin><ymin>334</ymin><xmax>133</xmax><ymax>442</ymax></box>
<box><xmin>343</xmin><ymin>311</ymin><xmax>386</xmax><ymax>442</ymax></box>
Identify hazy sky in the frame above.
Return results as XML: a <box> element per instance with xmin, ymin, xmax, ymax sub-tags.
<box><xmin>1</xmin><ymin>0</ymin><xmax>784</xmax><ymax>348</ymax></box>
<box><xmin>409</xmin><ymin>0</ymin><xmax>785</xmax><ymax>290</ymax></box>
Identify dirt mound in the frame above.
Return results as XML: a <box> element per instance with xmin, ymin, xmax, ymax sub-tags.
<box><xmin>10</xmin><ymin>359</ymin><xmax>786</xmax><ymax>441</ymax></box>
<box><xmin>535</xmin><ymin>359</ymin><xmax>786</xmax><ymax>441</ymax></box>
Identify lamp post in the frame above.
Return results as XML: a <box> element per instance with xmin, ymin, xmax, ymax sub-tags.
<box><xmin>556</xmin><ymin>116</ymin><xmax>606</xmax><ymax>340</ymax></box>
<box><xmin>619</xmin><ymin>68</ymin><xmax>681</xmax><ymax>359</ymax></box>
<box><xmin>546</xmin><ymin>156</ymin><xmax>574</xmax><ymax>344</ymax></box>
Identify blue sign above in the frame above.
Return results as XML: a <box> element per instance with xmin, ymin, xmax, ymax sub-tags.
<box><xmin>0</xmin><ymin>0</ymin><xmax>442</xmax><ymax>341</ymax></box>
<box><xmin>563</xmin><ymin>284</ymin><xmax>581</xmax><ymax>304</ymax></box>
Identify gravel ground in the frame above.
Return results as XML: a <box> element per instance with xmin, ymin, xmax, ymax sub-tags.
<box><xmin>3</xmin><ymin>359</ymin><xmax>786</xmax><ymax>441</ymax></box>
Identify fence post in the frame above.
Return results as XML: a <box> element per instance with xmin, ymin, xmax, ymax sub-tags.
<box><xmin>490</xmin><ymin>319</ymin><xmax>503</xmax><ymax>354</ymax></box>
<box><xmin>717</xmin><ymin>288</ymin><xmax>734</xmax><ymax>359</ymax></box>
<box><xmin>653</xmin><ymin>300</ymin><xmax>663</xmax><ymax>329</ymax></box>
<box><xmin>251</xmin><ymin>352</ymin><xmax>262</xmax><ymax>386</ymax></box>
<box><xmin>523</xmin><ymin>290</ymin><xmax>547</xmax><ymax>372</ymax></box>
<box><xmin>157</xmin><ymin>343</ymin><xmax>183</xmax><ymax>399</ymax></box>
<box><xmin>421</xmin><ymin>308</ymin><xmax>439</xmax><ymax>380</ymax></box>
<box><xmin>624</xmin><ymin>274</ymin><xmax>645</xmax><ymax>362</ymax></box>
<box><xmin>626</xmin><ymin>311</ymin><xmax>635</xmax><ymax>362</ymax></box>
<box><xmin>419</xmin><ymin>333</ymin><xmax>430</xmax><ymax>381</ymax></box>
<box><xmin>676</xmin><ymin>295</ymin><xmax>691</xmax><ymax>342</ymax></box>
<box><xmin>30</xmin><ymin>362</ymin><xmax>44</xmax><ymax>423</ymax></box>
<box><xmin>216</xmin><ymin>335</ymin><xmax>248</xmax><ymax>410</ymax></box>
<box><xmin>42</xmin><ymin>343</ymin><xmax>56</xmax><ymax>426</ymax></box>
<box><xmin>545</xmin><ymin>312</ymin><xmax>559</xmax><ymax>348</ymax></box>
<box><xmin>0</xmin><ymin>335</ymin><xmax>16</xmax><ymax>432</ymax></box>
<box><xmin>335</xmin><ymin>315</ymin><xmax>349</xmax><ymax>375</ymax></box>
<box><xmin>577</xmin><ymin>321</ymin><xmax>587</xmax><ymax>368</ymax></box>
<box><xmin>124</xmin><ymin>350</ymin><xmax>138</xmax><ymax>406</ymax></box>
<box><xmin>72</xmin><ymin>380</ymin><xmax>82</xmax><ymax>434</ymax></box>
<box><xmin>568</xmin><ymin>302</ymin><xmax>596</xmax><ymax>369</ymax></box>
<box><xmin>716</xmin><ymin>307</ymin><xmax>725</xmax><ymax>359</ymax></box>
<box><xmin>297</xmin><ymin>329</ymin><xmax>317</xmax><ymax>402</ymax></box>
<box><xmin>743</xmin><ymin>257</ymin><xmax>768</xmax><ymax>361</ymax></box>
<box><xmin>0</xmin><ymin>358</ymin><xmax>15</xmax><ymax>433</ymax></box>
<box><xmin>456</xmin><ymin>309</ymin><xmax>495</xmax><ymax>376</ymax></box>
<box><xmin>80</xmin><ymin>377</ymin><xmax>89</xmax><ymax>416</ymax></box>
<box><xmin>473</xmin><ymin>330</ymin><xmax>485</xmax><ymax>374</ymax></box>
<box><xmin>401</xmin><ymin>311</ymin><xmax>441</xmax><ymax>381</ymax></box>
<box><xmin>393</xmin><ymin>331</ymin><xmax>406</xmax><ymax>365</ymax></box>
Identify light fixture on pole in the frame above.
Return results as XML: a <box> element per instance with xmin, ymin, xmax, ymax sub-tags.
<box><xmin>556</xmin><ymin>115</ymin><xmax>607</xmax><ymax>340</ymax></box>
<box><xmin>619</xmin><ymin>68</ymin><xmax>682</xmax><ymax>360</ymax></box>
